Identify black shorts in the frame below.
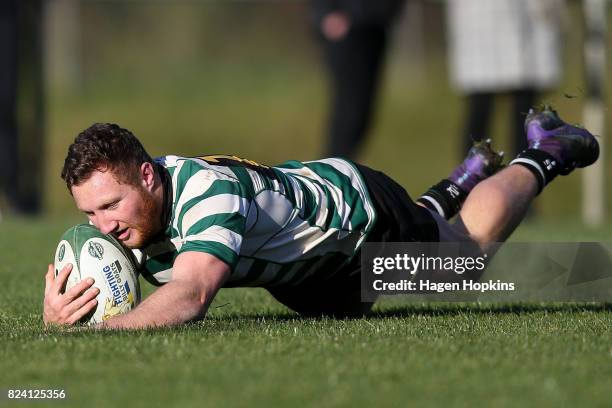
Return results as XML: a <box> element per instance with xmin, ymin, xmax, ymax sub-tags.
<box><xmin>356</xmin><ymin>163</ymin><xmax>439</xmax><ymax>243</ymax></box>
<box><xmin>266</xmin><ymin>163</ymin><xmax>439</xmax><ymax>317</ymax></box>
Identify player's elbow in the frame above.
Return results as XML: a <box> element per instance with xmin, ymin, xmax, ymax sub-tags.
<box><xmin>183</xmin><ymin>281</ymin><xmax>213</xmax><ymax>321</ymax></box>
<box><xmin>192</xmin><ymin>290</ymin><xmax>209</xmax><ymax>321</ymax></box>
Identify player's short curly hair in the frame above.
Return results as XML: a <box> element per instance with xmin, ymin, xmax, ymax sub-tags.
<box><xmin>61</xmin><ymin>123</ymin><xmax>154</xmax><ymax>191</ymax></box>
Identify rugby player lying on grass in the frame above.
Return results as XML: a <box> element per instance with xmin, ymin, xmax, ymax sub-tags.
<box><xmin>43</xmin><ymin>107</ymin><xmax>599</xmax><ymax>328</ymax></box>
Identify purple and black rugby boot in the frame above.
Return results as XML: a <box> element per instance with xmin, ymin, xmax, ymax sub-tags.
<box><xmin>418</xmin><ymin>139</ymin><xmax>503</xmax><ymax>220</ymax></box>
<box><xmin>524</xmin><ymin>106</ymin><xmax>599</xmax><ymax>175</ymax></box>
<box><xmin>449</xmin><ymin>138</ymin><xmax>505</xmax><ymax>194</ymax></box>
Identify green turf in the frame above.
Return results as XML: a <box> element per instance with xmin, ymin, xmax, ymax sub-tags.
<box><xmin>3</xmin><ymin>3</ymin><xmax>611</xmax><ymax>406</ymax></box>
<box><xmin>1</xmin><ymin>218</ymin><xmax>611</xmax><ymax>407</ymax></box>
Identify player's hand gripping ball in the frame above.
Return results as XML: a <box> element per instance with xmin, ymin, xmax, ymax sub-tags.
<box><xmin>53</xmin><ymin>224</ymin><xmax>141</xmax><ymax>325</ymax></box>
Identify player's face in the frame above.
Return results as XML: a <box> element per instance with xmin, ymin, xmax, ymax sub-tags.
<box><xmin>71</xmin><ymin>165</ymin><xmax>161</xmax><ymax>248</ymax></box>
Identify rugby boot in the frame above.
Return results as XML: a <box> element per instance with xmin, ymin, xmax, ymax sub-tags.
<box><xmin>524</xmin><ymin>106</ymin><xmax>599</xmax><ymax>175</ymax></box>
<box><xmin>448</xmin><ymin>138</ymin><xmax>505</xmax><ymax>194</ymax></box>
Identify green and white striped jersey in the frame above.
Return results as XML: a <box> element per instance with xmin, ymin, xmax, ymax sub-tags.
<box><xmin>133</xmin><ymin>155</ymin><xmax>377</xmax><ymax>288</ymax></box>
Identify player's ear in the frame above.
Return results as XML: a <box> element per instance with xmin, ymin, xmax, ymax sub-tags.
<box><xmin>140</xmin><ymin>162</ymin><xmax>155</xmax><ymax>190</ymax></box>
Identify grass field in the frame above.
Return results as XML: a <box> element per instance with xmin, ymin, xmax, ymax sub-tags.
<box><xmin>1</xmin><ymin>218</ymin><xmax>611</xmax><ymax>407</ymax></box>
<box><xmin>2</xmin><ymin>3</ymin><xmax>611</xmax><ymax>406</ymax></box>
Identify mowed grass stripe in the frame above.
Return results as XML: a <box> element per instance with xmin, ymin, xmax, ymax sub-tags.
<box><xmin>1</xmin><ymin>218</ymin><xmax>611</xmax><ymax>407</ymax></box>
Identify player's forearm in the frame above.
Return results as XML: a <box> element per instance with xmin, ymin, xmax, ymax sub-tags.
<box><xmin>97</xmin><ymin>280</ymin><xmax>209</xmax><ymax>329</ymax></box>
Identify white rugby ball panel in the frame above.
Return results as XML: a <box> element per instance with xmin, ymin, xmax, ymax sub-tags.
<box><xmin>76</xmin><ymin>237</ymin><xmax>141</xmax><ymax>324</ymax></box>
<box><xmin>53</xmin><ymin>224</ymin><xmax>141</xmax><ymax>325</ymax></box>
<box><xmin>54</xmin><ymin>239</ymin><xmax>80</xmax><ymax>290</ymax></box>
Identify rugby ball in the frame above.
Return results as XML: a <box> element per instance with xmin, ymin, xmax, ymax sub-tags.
<box><xmin>53</xmin><ymin>224</ymin><xmax>141</xmax><ymax>325</ymax></box>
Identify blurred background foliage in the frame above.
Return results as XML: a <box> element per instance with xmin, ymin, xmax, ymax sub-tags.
<box><xmin>43</xmin><ymin>0</ymin><xmax>611</xmax><ymax>221</ymax></box>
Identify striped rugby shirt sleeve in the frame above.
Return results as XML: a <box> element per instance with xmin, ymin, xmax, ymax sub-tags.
<box><xmin>171</xmin><ymin>160</ymin><xmax>250</xmax><ymax>268</ymax></box>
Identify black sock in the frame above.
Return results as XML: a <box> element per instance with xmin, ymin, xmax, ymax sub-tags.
<box><xmin>509</xmin><ymin>149</ymin><xmax>560</xmax><ymax>194</ymax></box>
<box><xmin>418</xmin><ymin>179</ymin><xmax>467</xmax><ymax>220</ymax></box>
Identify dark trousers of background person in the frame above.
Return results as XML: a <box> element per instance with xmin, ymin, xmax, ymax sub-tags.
<box><xmin>0</xmin><ymin>0</ymin><xmax>45</xmax><ymax>215</ymax></box>
<box><xmin>322</xmin><ymin>26</ymin><xmax>388</xmax><ymax>159</ymax></box>
<box><xmin>462</xmin><ymin>89</ymin><xmax>536</xmax><ymax>156</ymax></box>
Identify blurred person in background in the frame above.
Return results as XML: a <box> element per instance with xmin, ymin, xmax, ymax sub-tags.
<box><xmin>311</xmin><ymin>0</ymin><xmax>405</xmax><ymax>159</ymax></box>
<box><xmin>0</xmin><ymin>0</ymin><xmax>45</xmax><ymax>218</ymax></box>
<box><xmin>446</xmin><ymin>0</ymin><xmax>566</xmax><ymax>157</ymax></box>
